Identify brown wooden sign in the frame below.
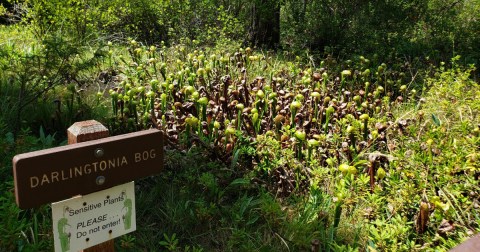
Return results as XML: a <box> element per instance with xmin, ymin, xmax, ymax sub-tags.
<box><xmin>13</xmin><ymin>129</ymin><xmax>164</xmax><ymax>209</ymax></box>
<box><xmin>450</xmin><ymin>233</ymin><xmax>480</xmax><ymax>252</ymax></box>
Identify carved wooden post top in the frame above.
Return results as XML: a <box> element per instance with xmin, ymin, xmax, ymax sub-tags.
<box><xmin>68</xmin><ymin>120</ymin><xmax>109</xmax><ymax>144</ymax></box>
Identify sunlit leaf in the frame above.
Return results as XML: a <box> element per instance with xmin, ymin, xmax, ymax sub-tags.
<box><xmin>431</xmin><ymin>113</ymin><xmax>441</xmax><ymax>126</ymax></box>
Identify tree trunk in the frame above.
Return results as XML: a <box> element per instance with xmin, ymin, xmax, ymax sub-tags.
<box><xmin>250</xmin><ymin>0</ymin><xmax>280</xmax><ymax>48</ymax></box>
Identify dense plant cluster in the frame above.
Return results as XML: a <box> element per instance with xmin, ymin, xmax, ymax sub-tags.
<box><xmin>91</xmin><ymin>41</ymin><xmax>480</xmax><ymax>251</ymax></box>
<box><xmin>107</xmin><ymin>41</ymin><xmax>415</xmax><ymax>166</ymax></box>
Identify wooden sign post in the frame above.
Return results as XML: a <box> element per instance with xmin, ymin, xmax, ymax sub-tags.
<box><xmin>12</xmin><ymin>120</ymin><xmax>164</xmax><ymax>252</ymax></box>
<box><xmin>68</xmin><ymin>120</ymin><xmax>112</xmax><ymax>252</ymax></box>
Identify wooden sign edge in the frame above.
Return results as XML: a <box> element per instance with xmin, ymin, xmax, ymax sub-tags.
<box><xmin>450</xmin><ymin>233</ymin><xmax>480</xmax><ymax>251</ymax></box>
<box><xmin>12</xmin><ymin>129</ymin><xmax>162</xmax><ymax>163</ymax></box>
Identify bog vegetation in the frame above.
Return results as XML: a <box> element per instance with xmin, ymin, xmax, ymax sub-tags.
<box><xmin>1</xmin><ymin>0</ymin><xmax>479</xmax><ymax>251</ymax></box>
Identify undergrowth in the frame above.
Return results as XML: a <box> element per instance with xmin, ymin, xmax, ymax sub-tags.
<box><xmin>0</xmin><ymin>37</ymin><xmax>478</xmax><ymax>251</ymax></box>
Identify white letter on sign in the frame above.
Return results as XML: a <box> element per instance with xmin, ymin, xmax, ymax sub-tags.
<box><xmin>30</xmin><ymin>176</ymin><xmax>39</xmax><ymax>188</ymax></box>
<box><xmin>135</xmin><ymin>149</ymin><xmax>156</xmax><ymax>162</ymax></box>
<box><xmin>150</xmin><ymin>149</ymin><xmax>156</xmax><ymax>158</ymax></box>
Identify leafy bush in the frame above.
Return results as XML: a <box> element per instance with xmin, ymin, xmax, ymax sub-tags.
<box><xmin>0</xmin><ymin>126</ymin><xmax>54</xmax><ymax>251</ymax></box>
<box><xmin>0</xmin><ymin>25</ymin><xmax>110</xmax><ymax>136</ymax></box>
<box><xmin>281</xmin><ymin>0</ymin><xmax>480</xmax><ymax>65</ymax></box>
<box><xmin>10</xmin><ymin>0</ymin><xmax>480</xmax><ymax>65</ymax></box>
<box><xmin>11</xmin><ymin>0</ymin><xmax>246</xmax><ymax>46</ymax></box>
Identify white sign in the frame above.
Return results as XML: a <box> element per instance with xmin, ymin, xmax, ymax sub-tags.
<box><xmin>52</xmin><ymin>182</ymin><xmax>136</xmax><ymax>252</ymax></box>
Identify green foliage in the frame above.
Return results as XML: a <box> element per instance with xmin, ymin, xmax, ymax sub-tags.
<box><xmin>158</xmin><ymin>233</ymin><xmax>179</xmax><ymax>251</ymax></box>
<box><xmin>0</xmin><ymin>127</ymin><xmax>56</xmax><ymax>251</ymax></box>
<box><xmin>366</xmin><ymin>59</ymin><xmax>480</xmax><ymax>250</ymax></box>
<box><xmin>0</xmin><ymin>25</ymin><xmax>110</xmax><ymax>136</ymax></box>
<box><xmin>281</xmin><ymin>0</ymin><xmax>480</xmax><ymax>64</ymax></box>
<box><xmin>281</xmin><ymin>0</ymin><xmax>422</xmax><ymax>54</ymax></box>
<box><xmin>12</xmin><ymin>0</ymin><xmax>246</xmax><ymax>46</ymax></box>
<box><xmin>8</xmin><ymin>0</ymin><xmax>480</xmax><ymax>63</ymax></box>
<box><xmin>1</xmin><ymin>2</ymin><xmax>479</xmax><ymax>249</ymax></box>
<box><xmin>0</xmin><ymin>187</ymin><xmax>52</xmax><ymax>251</ymax></box>
<box><xmin>15</xmin><ymin>0</ymin><xmax>98</xmax><ymax>41</ymax></box>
